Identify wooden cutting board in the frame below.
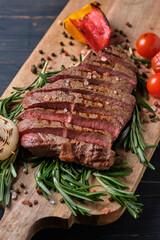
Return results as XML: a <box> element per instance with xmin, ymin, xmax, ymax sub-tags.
<box><xmin>0</xmin><ymin>0</ymin><xmax>160</xmax><ymax>239</ymax></box>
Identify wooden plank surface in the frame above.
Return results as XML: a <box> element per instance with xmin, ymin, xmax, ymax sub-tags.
<box><xmin>0</xmin><ymin>0</ymin><xmax>160</xmax><ymax>239</ymax></box>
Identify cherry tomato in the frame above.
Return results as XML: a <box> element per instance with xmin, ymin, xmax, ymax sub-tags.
<box><xmin>147</xmin><ymin>73</ymin><xmax>160</xmax><ymax>97</ymax></box>
<box><xmin>151</xmin><ymin>51</ymin><xmax>160</xmax><ymax>73</ymax></box>
<box><xmin>136</xmin><ymin>33</ymin><xmax>160</xmax><ymax>59</ymax></box>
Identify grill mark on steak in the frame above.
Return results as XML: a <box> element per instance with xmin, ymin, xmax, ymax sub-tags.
<box><xmin>101</xmin><ymin>45</ymin><xmax>137</xmax><ymax>72</ymax></box>
<box><xmin>98</xmin><ymin>51</ymin><xmax>137</xmax><ymax>72</ymax></box>
<box><xmin>18</xmin><ymin>118</ymin><xmax>113</xmax><ymax>149</ymax></box>
<box><xmin>42</xmin><ymin>79</ymin><xmax>135</xmax><ymax>105</ymax></box>
<box><xmin>20</xmin><ymin>133</ymin><xmax>115</xmax><ymax>170</ymax></box>
<box><xmin>47</xmin><ymin>67</ymin><xmax>133</xmax><ymax>93</ymax></box>
<box><xmin>17</xmin><ymin>46</ymin><xmax>137</xmax><ymax>170</ymax></box>
<box><xmin>23</xmin><ymin>88</ymin><xmax>135</xmax><ymax>111</ymax></box>
<box><xmin>78</xmin><ymin>63</ymin><xmax>136</xmax><ymax>86</ymax></box>
<box><xmin>16</xmin><ymin>108</ymin><xmax>122</xmax><ymax>138</ymax></box>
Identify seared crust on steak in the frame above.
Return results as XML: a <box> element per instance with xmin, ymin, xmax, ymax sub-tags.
<box><xmin>17</xmin><ymin>45</ymin><xmax>137</xmax><ymax>170</ymax></box>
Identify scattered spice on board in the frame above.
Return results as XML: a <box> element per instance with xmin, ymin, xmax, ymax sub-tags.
<box><xmin>46</xmin><ymin>56</ymin><xmax>51</xmax><ymax>61</ymax></box>
<box><xmin>51</xmin><ymin>52</ymin><xmax>57</xmax><ymax>57</ymax></box>
<box><xmin>70</xmin><ymin>55</ymin><xmax>77</xmax><ymax>61</ymax></box>
<box><xmin>34</xmin><ymin>200</ymin><xmax>38</xmax><ymax>205</ymax></box>
<box><xmin>61</xmin><ymin>65</ymin><xmax>65</xmax><ymax>70</ymax></box>
<box><xmin>36</xmin><ymin>189</ymin><xmax>42</xmax><ymax>195</ymax></box>
<box><xmin>69</xmin><ymin>40</ymin><xmax>74</xmax><ymax>46</ymax></box>
<box><xmin>126</xmin><ymin>22</ymin><xmax>132</xmax><ymax>27</ymax></box>
<box><xmin>21</xmin><ymin>199</ymin><xmax>33</xmax><ymax>207</ymax></box>
<box><xmin>11</xmin><ymin>191</ymin><xmax>18</xmax><ymax>200</ymax></box>
<box><xmin>59</xmin><ymin>41</ymin><xmax>64</xmax><ymax>46</ymax></box>
<box><xmin>23</xmin><ymin>168</ymin><xmax>28</xmax><ymax>174</ymax></box>
<box><xmin>31</xmin><ymin>65</ymin><xmax>37</xmax><ymax>74</ymax></box>
<box><xmin>101</xmin><ymin>207</ymin><xmax>109</xmax><ymax>214</ymax></box>
<box><xmin>20</xmin><ymin>183</ymin><xmax>25</xmax><ymax>188</ymax></box>
<box><xmin>39</xmin><ymin>50</ymin><xmax>44</xmax><ymax>54</ymax></box>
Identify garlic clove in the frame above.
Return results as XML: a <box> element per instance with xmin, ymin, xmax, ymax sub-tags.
<box><xmin>0</xmin><ymin>115</ymin><xmax>19</xmax><ymax>161</ymax></box>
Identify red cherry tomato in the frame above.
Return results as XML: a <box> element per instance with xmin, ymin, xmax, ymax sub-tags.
<box><xmin>151</xmin><ymin>51</ymin><xmax>160</xmax><ymax>73</ymax></box>
<box><xmin>147</xmin><ymin>73</ymin><xmax>160</xmax><ymax>97</ymax></box>
<box><xmin>136</xmin><ymin>33</ymin><xmax>160</xmax><ymax>59</ymax></box>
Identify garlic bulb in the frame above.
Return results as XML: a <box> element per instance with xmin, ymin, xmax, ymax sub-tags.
<box><xmin>0</xmin><ymin>115</ymin><xmax>19</xmax><ymax>161</ymax></box>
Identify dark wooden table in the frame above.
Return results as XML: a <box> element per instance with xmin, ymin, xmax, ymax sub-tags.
<box><xmin>0</xmin><ymin>0</ymin><xmax>160</xmax><ymax>239</ymax></box>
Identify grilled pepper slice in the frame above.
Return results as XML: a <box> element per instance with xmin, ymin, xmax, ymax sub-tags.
<box><xmin>64</xmin><ymin>2</ymin><xmax>112</xmax><ymax>52</ymax></box>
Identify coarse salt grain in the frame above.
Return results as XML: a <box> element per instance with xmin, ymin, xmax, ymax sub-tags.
<box><xmin>151</xmin><ymin>106</ymin><xmax>157</xmax><ymax>112</ymax></box>
<box><xmin>105</xmin><ymin>72</ymin><xmax>111</xmax><ymax>77</ymax></box>
<box><xmin>49</xmin><ymin>200</ymin><xmax>55</xmax><ymax>205</ymax></box>
<box><xmin>11</xmin><ymin>191</ymin><xmax>18</xmax><ymax>200</ymax></box>
<box><xmin>84</xmin><ymin>80</ymin><xmax>89</xmax><ymax>86</ymax></box>
<box><xmin>101</xmin><ymin>207</ymin><xmax>109</xmax><ymax>215</ymax></box>
<box><xmin>101</xmin><ymin>56</ymin><xmax>107</xmax><ymax>62</ymax></box>
<box><xmin>44</xmin><ymin>95</ymin><xmax>51</xmax><ymax>102</ymax></box>
<box><xmin>63</xmin><ymin>108</ymin><xmax>68</xmax><ymax>113</ymax></box>
<box><xmin>142</xmin><ymin>107</ymin><xmax>148</xmax><ymax>113</ymax></box>
<box><xmin>98</xmin><ymin>103</ymin><xmax>103</xmax><ymax>107</ymax></box>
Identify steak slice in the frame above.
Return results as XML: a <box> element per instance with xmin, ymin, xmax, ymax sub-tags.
<box><xmin>18</xmin><ymin>118</ymin><xmax>113</xmax><ymax>149</ymax></box>
<box><xmin>23</xmin><ymin>79</ymin><xmax>136</xmax><ymax>109</ymax></box>
<box><xmin>22</xmin><ymin>90</ymin><xmax>134</xmax><ymax>126</ymax></box>
<box><xmin>20</xmin><ymin>133</ymin><xmax>115</xmax><ymax>170</ymax></box>
<box><xmin>17</xmin><ymin>45</ymin><xmax>137</xmax><ymax>170</ymax></box>
<box><xmin>47</xmin><ymin>67</ymin><xmax>133</xmax><ymax>93</ymax></box>
<box><xmin>98</xmin><ymin>45</ymin><xmax>137</xmax><ymax>73</ymax></box>
<box><xmin>16</xmin><ymin>107</ymin><xmax>122</xmax><ymax>138</ymax></box>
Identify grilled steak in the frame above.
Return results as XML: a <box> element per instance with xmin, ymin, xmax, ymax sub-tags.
<box><xmin>17</xmin><ymin>45</ymin><xmax>137</xmax><ymax>170</ymax></box>
<box><xmin>20</xmin><ymin>133</ymin><xmax>115</xmax><ymax>169</ymax></box>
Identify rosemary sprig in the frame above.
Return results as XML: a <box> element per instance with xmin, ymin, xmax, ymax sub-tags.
<box><xmin>94</xmin><ymin>171</ymin><xmax>143</xmax><ymax>219</ymax></box>
<box><xmin>33</xmin><ymin>158</ymin><xmax>142</xmax><ymax>218</ymax></box>
<box><xmin>34</xmin><ymin>159</ymin><xmax>106</xmax><ymax>216</ymax></box>
<box><xmin>0</xmin><ymin>60</ymin><xmax>49</xmax><ymax>120</ymax></box>
<box><xmin>0</xmin><ymin>148</ymin><xmax>18</xmax><ymax>206</ymax></box>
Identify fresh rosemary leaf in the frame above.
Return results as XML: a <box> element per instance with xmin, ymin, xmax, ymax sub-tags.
<box><xmin>135</xmin><ymin>92</ymin><xmax>154</xmax><ymax>113</ymax></box>
<box><xmin>131</xmin><ymin>55</ymin><xmax>151</xmax><ymax>64</ymax></box>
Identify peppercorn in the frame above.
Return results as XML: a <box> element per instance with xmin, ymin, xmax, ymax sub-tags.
<box><xmin>70</xmin><ymin>55</ymin><xmax>77</xmax><ymax>61</ymax></box>
<box><xmin>59</xmin><ymin>48</ymin><xmax>65</xmax><ymax>54</ymax></box>
<box><xmin>46</xmin><ymin>56</ymin><xmax>51</xmax><ymax>60</ymax></box>
<box><xmin>64</xmin><ymin>51</ymin><xmax>69</xmax><ymax>56</ymax></box>
<box><xmin>69</xmin><ymin>41</ymin><xmax>73</xmax><ymax>46</ymax></box>
<box><xmin>31</xmin><ymin>65</ymin><xmax>37</xmax><ymax>74</ymax></box>
<box><xmin>60</xmin><ymin>198</ymin><xmax>65</xmax><ymax>203</ymax></box>
<box><xmin>69</xmin><ymin>35</ymin><xmax>73</xmax><ymax>39</ymax></box>
<box><xmin>20</xmin><ymin>183</ymin><xmax>25</xmax><ymax>188</ymax></box>
<box><xmin>126</xmin><ymin>22</ymin><xmax>132</xmax><ymax>28</ymax></box>
<box><xmin>61</xmin><ymin>65</ymin><xmax>65</xmax><ymax>70</ymax></box>
<box><xmin>34</xmin><ymin>200</ymin><xmax>38</xmax><ymax>205</ymax></box>
<box><xmin>59</xmin><ymin>41</ymin><xmax>64</xmax><ymax>46</ymax></box>
<box><xmin>41</xmin><ymin>58</ymin><xmax>46</xmax><ymax>66</ymax></box>
<box><xmin>51</xmin><ymin>52</ymin><xmax>57</xmax><ymax>57</ymax></box>
<box><xmin>36</xmin><ymin>189</ymin><xmax>42</xmax><ymax>194</ymax></box>
<box><xmin>39</xmin><ymin>49</ymin><xmax>44</xmax><ymax>54</ymax></box>
<box><xmin>149</xmin><ymin>114</ymin><xmax>156</xmax><ymax>119</ymax></box>
<box><xmin>38</xmin><ymin>63</ymin><xmax>43</xmax><ymax>69</ymax></box>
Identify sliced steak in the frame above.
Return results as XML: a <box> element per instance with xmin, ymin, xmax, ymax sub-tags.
<box><xmin>16</xmin><ymin>108</ymin><xmax>122</xmax><ymax>138</ymax></box>
<box><xmin>17</xmin><ymin>45</ymin><xmax>137</xmax><ymax>170</ymax></box>
<box><xmin>20</xmin><ymin>133</ymin><xmax>115</xmax><ymax>170</ymax></box>
<box><xmin>22</xmin><ymin>90</ymin><xmax>134</xmax><ymax>126</ymax></box>
<box><xmin>18</xmin><ymin>118</ymin><xmax>113</xmax><ymax>149</ymax></box>
<box><xmin>98</xmin><ymin>45</ymin><xmax>137</xmax><ymax>72</ymax></box>
<box><xmin>47</xmin><ymin>67</ymin><xmax>133</xmax><ymax>93</ymax></box>
<box><xmin>23</xmin><ymin>80</ymin><xmax>135</xmax><ymax>109</ymax></box>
